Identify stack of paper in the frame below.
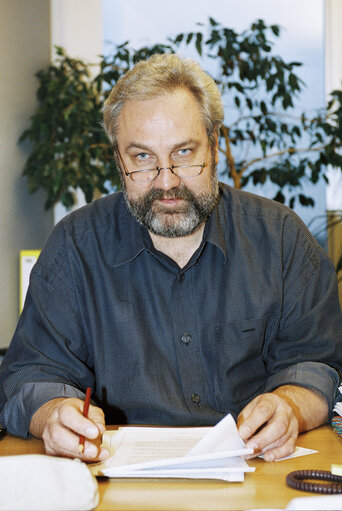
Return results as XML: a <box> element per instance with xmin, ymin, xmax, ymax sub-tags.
<box><xmin>91</xmin><ymin>414</ymin><xmax>254</xmax><ymax>482</ymax></box>
<box><xmin>333</xmin><ymin>384</ymin><xmax>342</xmax><ymax>415</ymax></box>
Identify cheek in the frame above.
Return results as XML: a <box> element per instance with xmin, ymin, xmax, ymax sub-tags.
<box><xmin>193</xmin><ymin>172</ymin><xmax>215</xmax><ymax>195</ymax></box>
<box><xmin>124</xmin><ymin>178</ymin><xmax>152</xmax><ymax>201</ymax></box>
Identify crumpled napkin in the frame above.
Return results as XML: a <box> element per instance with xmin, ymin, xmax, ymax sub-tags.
<box><xmin>0</xmin><ymin>454</ymin><xmax>99</xmax><ymax>510</ymax></box>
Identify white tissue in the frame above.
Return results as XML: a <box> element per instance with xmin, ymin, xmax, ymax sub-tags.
<box><xmin>0</xmin><ymin>454</ymin><xmax>99</xmax><ymax>511</ymax></box>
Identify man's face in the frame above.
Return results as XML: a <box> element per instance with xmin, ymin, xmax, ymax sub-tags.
<box><xmin>116</xmin><ymin>87</ymin><xmax>219</xmax><ymax>237</ymax></box>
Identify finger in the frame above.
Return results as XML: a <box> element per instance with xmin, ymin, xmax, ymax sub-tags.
<box><xmin>79</xmin><ymin>439</ymin><xmax>105</xmax><ymax>461</ymax></box>
<box><xmin>58</xmin><ymin>401</ymin><xmax>102</xmax><ymax>440</ymax></box>
<box><xmin>44</xmin><ymin>422</ymin><xmax>105</xmax><ymax>461</ymax></box>
<box><xmin>252</xmin><ymin>413</ymin><xmax>297</xmax><ymax>461</ymax></box>
<box><xmin>260</xmin><ymin>415</ymin><xmax>298</xmax><ymax>458</ymax></box>
<box><xmin>88</xmin><ymin>406</ymin><xmax>106</xmax><ymax>435</ymax></box>
<box><xmin>43</xmin><ymin>400</ymin><xmax>105</xmax><ymax>459</ymax></box>
<box><xmin>98</xmin><ymin>446</ymin><xmax>111</xmax><ymax>461</ymax></box>
<box><xmin>43</xmin><ymin>421</ymin><xmax>86</xmax><ymax>458</ymax></box>
<box><xmin>244</xmin><ymin>407</ymin><xmax>290</xmax><ymax>452</ymax></box>
<box><xmin>262</xmin><ymin>434</ymin><xmax>297</xmax><ymax>462</ymax></box>
<box><xmin>244</xmin><ymin>425</ymin><xmax>296</xmax><ymax>460</ymax></box>
<box><xmin>260</xmin><ymin>429</ymin><xmax>290</xmax><ymax>453</ymax></box>
<box><xmin>238</xmin><ymin>395</ymin><xmax>276</xmax><ymax>441</ymax></box>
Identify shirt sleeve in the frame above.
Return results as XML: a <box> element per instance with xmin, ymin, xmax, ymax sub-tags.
<box><xmin>0</xmin><ymin>383</ymin><xmax>86</xmax><ymax>438</ymax></box>
<box><xmin>263</xmin><ymin>213</ymin><xmax>342</xmax><ymax>416</ymax></box>
<box><xmin>0</xmin><ymin>221</ymin><xmax>95</xmax><ymax>437</ymax></box>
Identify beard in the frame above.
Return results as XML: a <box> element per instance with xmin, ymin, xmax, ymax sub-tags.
<box><xmin>122</xmin><ymin>171</ymin><xmax>220</xmax><ymax>238</ymax></box>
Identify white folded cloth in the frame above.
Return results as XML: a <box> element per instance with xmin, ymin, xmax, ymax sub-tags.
<box><xmin>0</xmin><ymin>454</ymin><xmax>99</xmax><ymax>510</ymax></box>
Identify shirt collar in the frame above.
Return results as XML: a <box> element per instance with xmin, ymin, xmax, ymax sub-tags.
<box><xmin>111</xmin><ymin>196</ymin><xmax>147</xmax><ymax>268</ymax></box>
<box><xmin>112</xmin><ymin>187</ymin><xmax>228</xmax><ymax>267</ymax></box>
<box><xmin>202</xmin><ymin>188</ymin><xmax>228</xmax><ymax>261</ymax></box>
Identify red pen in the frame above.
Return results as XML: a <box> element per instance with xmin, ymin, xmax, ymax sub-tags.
<box><xmin>78</xmin><ymin>387</ymin><xmax>92</xmax><ymax>454</ymax></box>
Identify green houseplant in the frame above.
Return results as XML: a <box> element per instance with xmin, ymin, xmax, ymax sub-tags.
<box><xmin>20</xmin><ymin>19</ymin><xmax>342</xmax><ymax>279</ymax></box>
<box><xmin>19</xmin><ymin>47</ymin><xmax>119</xmax><ymax>209</ymax></box>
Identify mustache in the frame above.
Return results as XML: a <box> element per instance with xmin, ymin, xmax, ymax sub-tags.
<box><xmin>143</xmin><ymin>186</ymin><xmax>195</xmax><ymax>202</ymax></box>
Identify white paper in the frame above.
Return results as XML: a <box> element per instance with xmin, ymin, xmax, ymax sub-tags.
<box><xmin>333</xmin><ymin>402</ymin><xmax>342</xmax><ymax>415</ymax></box>
<box><xmin>333</xmin><ymin>385</ymin><xmax>342</xmax><ymax>415</ymax></box>
<box><xmin>91</xmin><ymin>414</ymin><xmax>254</xmax><ymax>481</ymax></box>
<box><xmin>258</xmin><ymin>446</ymin><xmax>318</xmax><ymax>462</ymax></box>
<box><xmin>105</xmin><ymin>426</ymin><xmax>211</xmax><ymax>466</ymax></box>
<box><xmin>187</xmin><ymin>413</ymin><xmax>245</xmax><ymax>456</ymax></box>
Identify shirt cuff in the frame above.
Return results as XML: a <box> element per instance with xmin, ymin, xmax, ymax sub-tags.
<box><xmin>263</xmin><ymin>361</ymin><xmax>340</xmax><ymax>420</ymax></box>
<box><xmin>0</xmin><ymin>382</ymin><xmax>85</xmax><ymax>437</ymax></box>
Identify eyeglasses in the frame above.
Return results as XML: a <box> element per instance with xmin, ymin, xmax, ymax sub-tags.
<box><xmin>116</xmin><ymin>143</ymin><xmax>210</xmax><ymax>183</ymax></box>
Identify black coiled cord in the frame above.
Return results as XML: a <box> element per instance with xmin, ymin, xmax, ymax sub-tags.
<box><xmin>286</xmin><ymin>470</ymin><xmax>342</xmax><ymax>494</ymax></box>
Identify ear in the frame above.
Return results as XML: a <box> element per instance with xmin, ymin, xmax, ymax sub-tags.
<box><xmin>213</xmin><ymin>132</ymin><xmax>219</xmax><ymax>164</ymax></box>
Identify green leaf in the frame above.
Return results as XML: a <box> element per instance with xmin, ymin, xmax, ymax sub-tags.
<box><xmin>117</xmin><ymin>41</ymin><xmax>129</xmax><ymax>49</ymax></box>
<box><xmin>273</xmin><ymin>190</ymin><xmax>285</xmax><ymax>204</ymax></box>
<box><xmin>299</xmin><ymin>194</ymin><xmax>315</xmax><ymax>207</ymax></box>
<box><xmin>209</xmin><ymin>17</ymin><xmax>219</xmax><ymax>26</ymax></box>
<box><xmin>186</xmin><ymin>33</ymin><xmax>193</xmax><ymax>44</ymax></box>
<box><xmin>246</xmin><ymin>97</ymin><xmax>253</xmax><ymax>110</ymax></box>
<box><xmin>260</xmin><ymin>101</ymin><xmax>267</xmax><ymax>115</ymax></box>
<box><xmin>195</xmin><ymin>32</ymin><xmax>203</xmax><ymax>55</ymax></box>
<box><xmin>289</xmin><ymin>73</ymin><xmax>300</xmax><ymax>91</ymax></box>
<box><xmin>270</xmin><ymin>24</ymin><xmax>280</xmax><ymax>36</ymax></box>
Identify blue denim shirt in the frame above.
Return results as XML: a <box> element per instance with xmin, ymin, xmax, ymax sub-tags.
<box><xmin>1</xmin><ymin>184</ymin><xmax>341</xmax><ymax>437</ymax></box>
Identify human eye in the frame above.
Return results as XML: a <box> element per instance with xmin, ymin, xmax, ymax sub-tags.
<box><xmin>133</xmin><ymin>152</ymin><xmax>155</xmax><ymax>168</ymax></box>
<box><xmin>173</xmin><ymin>147</ymin><xmax>193</xmax><ymax>163</ymax></box>
<box><xmin>178</xmin><ymin>148</ymin><xmax>191</xmax><ymax>156</ymax></box>
<box><xmin>136</xmin><ymin>152</ymin><xmax>150</xmax><ymax>161</ymax></box>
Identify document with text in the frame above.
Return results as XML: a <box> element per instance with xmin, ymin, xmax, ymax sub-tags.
<box><xmin>90</xmin><ymin>414</ymin><xmax>254</xmax><ymax>482</ymax></box>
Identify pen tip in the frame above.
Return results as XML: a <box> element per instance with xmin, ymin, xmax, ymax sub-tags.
<box><xmin>78</xmin><ymin>444</ymin><xmax>84</xmax><ymax>454</ymax></box>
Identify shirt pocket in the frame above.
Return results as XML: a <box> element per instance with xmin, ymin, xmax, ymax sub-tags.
<box><xmin>209</xmin><ymin>315</ymin><xmax>271</xmax><ymax>412</ymax></box>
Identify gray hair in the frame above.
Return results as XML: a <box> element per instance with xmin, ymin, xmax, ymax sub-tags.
<box><xmin>103</xmin><ymin>53</ymin><xmax>224</xmax><ymax>148</ymax></box>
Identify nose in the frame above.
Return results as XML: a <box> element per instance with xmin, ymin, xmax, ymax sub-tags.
<box><xmin>154</xmin><ymin>166</ymin><xmax>181</xmax><ymax>191</ymax></box>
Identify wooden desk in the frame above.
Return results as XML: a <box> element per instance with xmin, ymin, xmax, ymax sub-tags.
<box><xmin>0</xmin><ymin>426</ymin><xmax>340</xmax><ymax>510</ymax></box>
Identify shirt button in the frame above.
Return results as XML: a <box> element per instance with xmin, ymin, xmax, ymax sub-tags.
<box><xmin>181</xmin><ymin>333</ymin><xmax>192</xmax><ymax>345</ymax></box>
<box><xmin>177</xmin><ymin>273</ymin><xmax>185</xmax><ymax>282</ymax></box>
<box><xmin>191</xmin><ymin>393</ymin><xmax>201</xmax><ymax>406</ymax></box>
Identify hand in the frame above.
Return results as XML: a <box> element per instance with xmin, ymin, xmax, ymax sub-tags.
<box><xmin>29</xmin><ymin>397</ymin><xmax>110</xmax><ymax>462</ymax></box>
<box><xmin>237</xmin><ymin>392</ymin><xmax>299</xmax><ymax>462</ymax></box>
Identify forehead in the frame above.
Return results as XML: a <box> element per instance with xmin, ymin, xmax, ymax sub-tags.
<box><xmin>117</xmin><ymin>87</ymin><xmax>207</xmax><ymax>149</ymax></box>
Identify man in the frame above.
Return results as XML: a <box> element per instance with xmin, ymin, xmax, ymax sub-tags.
<box><xmin>1</xmin><ymin>54</ymin><xmax>341</xmax><ymax>463</ymax></box>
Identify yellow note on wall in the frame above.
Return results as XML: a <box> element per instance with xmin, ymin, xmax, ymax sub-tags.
<box><xmin>19</xmin><ymin>250</ymin><xmax>41</xmax><ymax>313</ymax></box>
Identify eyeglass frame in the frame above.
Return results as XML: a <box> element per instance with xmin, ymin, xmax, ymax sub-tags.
<box><xmin>115</xmin><ymin>141</ymin><xmax>210</xmax><ymax>183</ymax></box>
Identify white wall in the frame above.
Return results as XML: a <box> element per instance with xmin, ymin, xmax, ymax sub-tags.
<box><xmin>50</xmin><ymin>0</ymin><xmax>103</xmax><ymax>64</ymax></box>
<box><xmin>0</xmin><ymin>0</ymin><xmax>53</xmax><ymax>349</ymax></box>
